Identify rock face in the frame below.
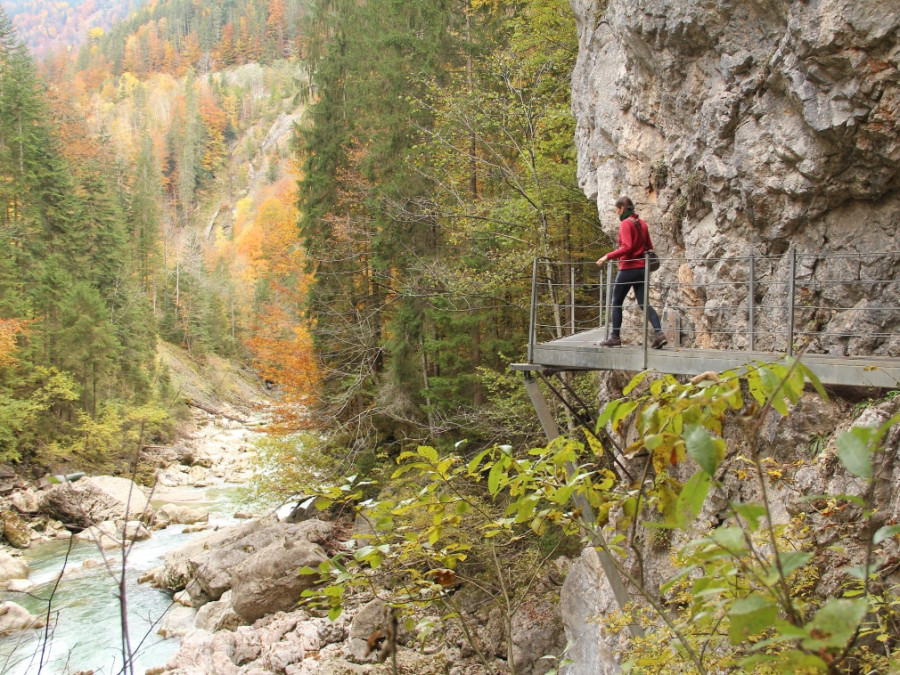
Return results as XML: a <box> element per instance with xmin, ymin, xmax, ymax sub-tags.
<box><xmin>41</xmin><ymin>476</ymin><xmax>153</xmax><ymax>528</ymax></box>
<box><xmin>559</xmin><ymin>549</ymin><xmax>624</xmax><ymax>675</ymax></box>
<box><xmin>569</xmin><ymin>0</ymin><xmax>900</xmax><ymax>352</ymax></box>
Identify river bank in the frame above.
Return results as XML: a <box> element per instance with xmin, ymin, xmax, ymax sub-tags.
<box><xmin>0</xmin><ymin>405</ymin><xmax>270</xmax><ymax>674</ymax></box>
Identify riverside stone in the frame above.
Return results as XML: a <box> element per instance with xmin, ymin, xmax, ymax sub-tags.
<box><xmin>0</xmin><ymin>551</ymin><xmax>28</xmax><ymax>588</ymax></box>
<box><xmin>0</xmin><ymin>510</ymin><xmax>31</xmax><ymax>548</ymax></box>
<box><xmin>74</xmin><ymin>520</ymin><xmax>151</xmax><ymax>550</ymax></box>
<box><xmin>41</xmin><ymin>476</ymin><xmax>153</xmax><ymax>528</ymax></box>
<box><xmin>194</xmin><ymin>591</ymin><xmax>242</xmax><ymax>632</ymax></box>
<box><xmin>229</xmin><ymin>535</ymin><xmax>329</xmax><ymax>623</ymax></box>
<box><xmin>156</xmin><ymin>503</ymin><xmax>210</xmax><ymax>527</ymax></box>
<box><xmin>0</xmin><ymin>601</ymin><xmax>45</xmax><ymax>635</ymax></box>
<box><xmin>157</xmin><ymin>517</ymin><xmax>333</xmax><ymax>610</ymax></box>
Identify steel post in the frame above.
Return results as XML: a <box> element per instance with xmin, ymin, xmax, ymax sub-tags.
<box><xmin>643</xmin><ymin>253</ymin><xmax>650</xmax><ymax>369</ymax></box>
<box><xmin>605</xmin><ymin>262</ymin><xmax>614</xmax><ymax>339</ymax></box>
<box><xmin>528</xmin><ymin>258</ymin><xmax>538</xmax><ymax>363</ymax></box>
<box><xmin>570</xmin><ymin>264</ymin><xmax>576</xmax><ymax>336</ymax></box>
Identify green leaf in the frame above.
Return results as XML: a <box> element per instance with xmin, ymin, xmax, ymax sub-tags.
<box><xmin>728</xmin><ymin>594</ymin><xmax>778</xmax><ymax>644</ymax></box>
<box><xmin>761</xmin><ymin>366</ymin><xmax>789</xmax><ymax>415</ymax></box>
<box><xmin>684</xmin><ymin>424</ymin><xmax>720</xmax><ymax>475</ymax></box>
<box><xmin>417</xmin><ymin>446</ymin><xmax>439</xmax><ymax>463</ymax></box>
<box><xmin>731</xmin><ymin>502</ymin><xmax>767</xmax><ymax>531</ymax></box>
<box><xmin>623</xmin><ymin>370</ymin><xmax>651</xmax><ymax>395</ymax></box>
<box><xmin>611</xmin><ymin>400</ymin><xmax>639</xmax><ymax>434</ymax></box>
<box><xmin>795</xmin><ymin>359</ymin><xmax>828</xmax><ymax>401</ymax></box>
<box><xmin>846</xmin><ymin>564</ymin><xmax>870</xmax><ymax>581</ymax></box>
<box><xmin>712</xmin><ymin>526</ymin><xmax>747</xmax><ymax>554</ymax></box>
<box><xmin>837</xmin><ymin>430</ymin><xmax>873</xmax><ymax>479</ymax></box>
<box><xmin>803</xmin><ymin>598</ymin><xmax>868</xmax><ymax>650</ymax></box>
<box><xmin>488</xmin><ymin>457</ymin><xmax>506</xmax><ymax>495</ymax></box>
<box><xmin>874</xmin><ymin>524</ymin><xmax>900</xmax><ymax>544</ymax></box>
<box><xmin>746</xmin><ymin>367</ymin><xmax>767</xmax><ymax>407</ymax></box>
<box><xmin>467</xmin><ymin>448</ymin><xmax>492</xmax><ymax>474</ymax></box>
<box><xmin>676</xmin><ymin>471</ymin><xmax>710</xmax><ymax>526</ymax></box>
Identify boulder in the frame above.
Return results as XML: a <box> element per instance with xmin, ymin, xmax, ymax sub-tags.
<box><xmin>9</xmin><ymin>488</ymin><xmax>41</xmax><ymax>514</ymax></box>
<box><xmin>158</xmin><ymin>605</ymin><xmax>197</xmax><ymax>639</ymax></box>
<box><xmin>229</xmin><ymin>535</ymin><xmax>329</xmax><ymax>623</ymax></box>
<box><xmin>510</xmin><ymin>599</ymin><xmax>566</xmax><ymax>675</ymax></box>
<box><xmin>347</xmin><ymin>599</ymin><xmax>392</xmax><ymax>662</ymax></box>
<box><xmin>74</xmin><ymin>520</ymin><xmax>151</xmax><ymax>550</ymax></box>
<box><xmin>41</xmin><ymin>476</ymin><xmax>153</xmax><ymax>528</ymax></box>
<box><xmin>156</xmin><ymin>503</ymin><xmax>210</xmax><ymax>527</ymax></box>
<box><xmin>0</xmin><ymin>551</ymin><xmax>28</xmax><ymax>588</ymax></box>
<box><xmin>6</xmin><ymin>578</ymin><xmax>34</xmax><ymax>593</ymax></box>
<box><xmin>157</xmin><ymin>517</ymin><xmax>333</xmax><ymax>610</ymax></box>
<box><xmin>0</xmin><ymin>510</ymin><xmax>31</xmax><ymax>548</ymax></box>
<box><xmin>0</xmin><ymin>467</ymin><xmax>16</xmax><ymax>495</ymax></box>
<box><xmin>194</xmin><ymin>591</ymin><xmax>243</xmax><ymax>632</ymax></box>
<box><xmin>156</xmin><ymin>468</ymin><xmax>191</xmax><ymax>487</ymax></box>
<box><xmin>0</xmin><ymin>601</ymin><xmax>45</xmax><ymax>635</ymax></box>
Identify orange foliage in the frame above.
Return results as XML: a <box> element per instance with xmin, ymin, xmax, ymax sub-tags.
<box><xmin>198</xmin><ymin>90</ymin><xmax>227</xmax><ymax>172</ymax></box>
<box><xmin>41</xmin><ymin>54</ymin><xmax>103</xmax><ymax>167</ymax></box>
<box><xmin>245</xmin><ymin>304</ymin><xmax>320</xmax><ymax>432</ymax></box>
<box><xmin>210</xmin><ymin>174</ymin><xmax>320</xmax><ymax>431</ymax></box>
<box><xmin>0</xmin><ymin>320</ymin><xmax>27</xmax><ymax>368</ymax></box>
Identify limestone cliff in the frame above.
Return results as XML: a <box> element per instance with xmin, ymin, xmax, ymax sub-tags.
<box><xmin>570</xmin><ymin>0</ymin><xmax>899</xmax><ymax>352</ymax></box>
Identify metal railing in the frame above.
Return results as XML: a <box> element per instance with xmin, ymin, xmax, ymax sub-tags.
<box><xmin>528</xmin><ymin>249</ymin><xmax>900</xmax><ymax>360</ymax></box>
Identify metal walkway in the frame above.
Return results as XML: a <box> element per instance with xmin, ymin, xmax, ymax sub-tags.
<box><xmin>514</xmin><ymin>250</ymin><xmax>900</xmax><ymax>389</ymax></box>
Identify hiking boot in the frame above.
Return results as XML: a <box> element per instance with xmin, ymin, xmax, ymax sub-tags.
<box><xmin>600</xmin><ymin>336</ymin><xmax>622</xmax><ymax>347</ymax></box>
<box><xmin>651</xmin><ymin>332</ymin><xmax>668</xmax><ymax>349</ymax></box>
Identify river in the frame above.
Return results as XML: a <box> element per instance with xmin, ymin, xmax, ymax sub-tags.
<box><xmin>0</xmin><ymin>414</ymin><xmax>266</xmax><ymax>675</ymax></box>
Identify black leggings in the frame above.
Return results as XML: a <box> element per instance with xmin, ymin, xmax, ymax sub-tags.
<box><xmin>611</xmin><ymin>267</ymin><xmax>662</xmax><ymax>336</ymax></box>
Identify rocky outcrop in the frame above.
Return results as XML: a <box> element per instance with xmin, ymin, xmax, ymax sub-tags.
<box><xmin>194</xmin><ymin>590</ymin><xmax>243</xmax><ymax>633</ymax></box>
<box><xmin>41</xmin><ymin>476</ymin><xmax>153</xmax><ymax>528</ymax></box>
<box><xmin>570</xmin><ymin>0</ymin><xmax>900</xmax><ymax>351</ymax></box>
<box><xmin>559</xmin><ymin>549</ymin><xmax>624</xmax><ymax>675</ymax></box>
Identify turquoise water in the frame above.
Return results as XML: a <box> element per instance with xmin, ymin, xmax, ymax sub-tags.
<box><xmin>0</xmin><ymin>482</ymin><xmax>255</xmax><ymax>674</ymax></box>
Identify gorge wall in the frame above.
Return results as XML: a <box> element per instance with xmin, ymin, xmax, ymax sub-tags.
<box><xmin>569</xmin><ymin>0</ymin><xmax>900</xmax><ymax>353</ymax></box>
<box><xmin>560</xmin><ymin>3</ymin><xmax>900</xmax><ymax>673</ymax></box>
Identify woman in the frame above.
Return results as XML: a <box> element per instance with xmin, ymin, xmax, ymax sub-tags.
<box><xmin>595</xmin><ymin>196</ymin><xmax>667</xmax><ymax>349</ymax></box>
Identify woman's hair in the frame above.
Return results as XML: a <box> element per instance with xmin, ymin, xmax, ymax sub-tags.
<box><xmin>615</xmin><ymin>196</ymin><xmax>634</xmax><ymax>210</ymax></box>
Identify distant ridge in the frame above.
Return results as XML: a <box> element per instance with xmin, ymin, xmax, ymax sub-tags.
<box><xmin>0</xmin><ymin>0</ymin><xmax>145</xmax><ymax>56</ymax></box>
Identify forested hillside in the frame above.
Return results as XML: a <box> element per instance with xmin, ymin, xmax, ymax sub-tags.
<box><xmin>297</xmin><ymin>0</ymin><xmax>605</xmax><ymax>458</ymax></box>
<box><xmin>0</xmin><ymin>0</ymin><xmax>316</xmax><ymax>474</ymax></box>
<box><xmin>0</xmin><ymin>0</ymin><xmax>144</xmax><ymax>56</ymax></box>
<box><xmin>0</xmin><ymin>9</ymin><xmax>166</xmax><ymax>470</ymax></box>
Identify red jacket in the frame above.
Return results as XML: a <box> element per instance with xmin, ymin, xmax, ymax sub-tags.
<box><xmin>607</xmin><ymin>216</ymin><xmax>653</xmax><ymax>270</ymax></box>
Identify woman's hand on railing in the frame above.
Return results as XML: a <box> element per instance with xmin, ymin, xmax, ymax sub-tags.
<box><xmin>596</xmin><ymin>255</ymin><xmax>608</xmax><ymax>266</ymax></box>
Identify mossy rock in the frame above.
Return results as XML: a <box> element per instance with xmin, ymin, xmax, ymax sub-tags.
<box><xmin>0</xmin><ymin>510</ymin><xmax>31</xmax><ymax>549</ymax></box>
